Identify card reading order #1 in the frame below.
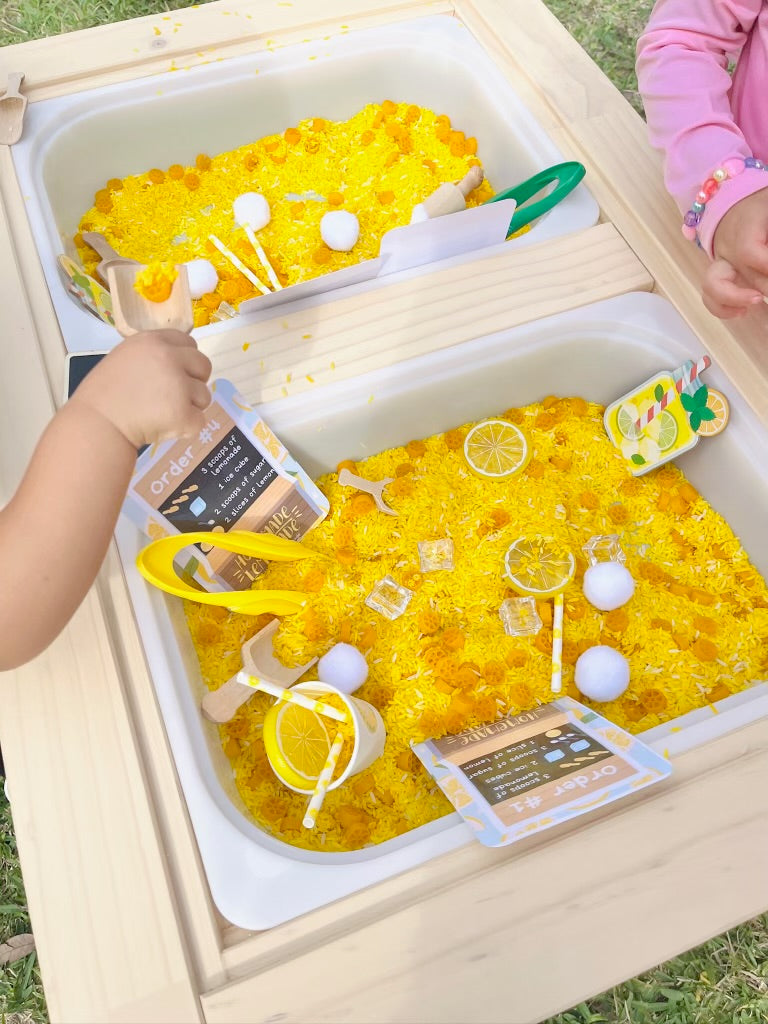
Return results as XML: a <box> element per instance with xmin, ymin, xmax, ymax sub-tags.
<box><xmin>412</xmin><ymin>698</ymin><xmax>672</xmax><ymax>847</ymax></box>
<box><xmin>122</xmin><ymin>378</ymin><xmax>329</xmax><ymax>591</ymax></box>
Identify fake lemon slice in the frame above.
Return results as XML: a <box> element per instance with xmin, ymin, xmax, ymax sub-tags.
<box><xmin>464</xmin><ymin>419</ymin><xmax>529</xmax><ymax>478</ymax></box>
<box><xmin>616</xmin><ymin>402</ymin><xmax>642</xmax><ymax>441</ymax></box>
<box><xmin>263</xmin><ymin>702</ymin><xmax>330</xmax><ymax>790</ymax></box>
<box><xmin>504</xmin><ymin>535</ymin><xmax>575</xmax><ymax>596</ymax></box>
<box><xmin>645</xmin><ymin>409</ymin><xmax>678</xmax><ymax>452</ymax></box>
<box><xmin>695</xmin><ymin>388</ymin><xmax>730</xmax><ymax>437</ymax></box>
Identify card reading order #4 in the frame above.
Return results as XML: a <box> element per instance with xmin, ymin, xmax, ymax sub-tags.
<box><xmin>122</xmin><ymin>379</ymin><xmax>328</xmax><ymax>591</ymax></box>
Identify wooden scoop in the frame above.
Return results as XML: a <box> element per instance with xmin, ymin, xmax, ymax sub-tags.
<box><xmin>201</xmin><ymin>619</ymin><xmax>317</xmax><ymax>723</ymax></box>
<box><xmin>413</xmin><ymin>166</ymin><xmax>484</xmax><ymax>220</ymax></box>
<box><xmin>0</xmin><ymin>73</ymin><xmax>28</xmax><ymax>146</ymax></box>
<box><xmin>106</xmin><ymin>263</ymin><xmax>193</xmax><ymax>336</ymax></box>
<box><xmin>81</xmin><ymin>231</ymin><xmax>139</xmax><ymax>284</ymax></box>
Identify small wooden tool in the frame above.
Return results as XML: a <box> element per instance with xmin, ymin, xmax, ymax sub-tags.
<box><xmin>338</xmin><ymin>467</ymin><xmax>398</xmax><ymax>516</ymax></box>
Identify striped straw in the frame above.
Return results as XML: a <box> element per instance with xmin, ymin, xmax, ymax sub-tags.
<box><xmin>208</xmin><ymin>234</ymin><xmax>270</xmax><ymax>295</ymax></box>
<box><xmin>634</xmin><ymin>355</ymin><xmax>711</xmax><ymax>432</ymax></box>
<box><xmin>244</xmin><ymin>225</ymin><xmax>283</xmax><ymax>290</ymax></box>
<box><xmin>236</xmin><ymin>671</ymin><xmax>347</xmax><ymax>722</ymax></box>
<box><xmin>303</xmin><ymin>731</ymin><xmax>345</xmax><ymax>829</ymax></box>
<box><xmin>550</xmin><ymin>592</ymin><xmax>564</xmax><ymax>694</ymax></box>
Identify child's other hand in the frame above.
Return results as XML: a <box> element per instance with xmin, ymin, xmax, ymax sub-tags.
<box><xmin>711</xmin><ymin>187</ymin><xmax>768</xmax><ymax>307</ymax></box>
<box><xmin>72</xmin><ymin>330</ymin><xmax>212</xmax><ymax>447</ymax></box>
<box><xmin>702</xmin><ymin>258</ymin><xmax>766</xmax><ymax>319</ymax></box>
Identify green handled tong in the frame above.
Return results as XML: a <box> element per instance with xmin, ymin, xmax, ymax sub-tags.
<box><xmin>484</xmin><ymin>161</ymin><xmax>586</xmax><ymax>238</ymax></box>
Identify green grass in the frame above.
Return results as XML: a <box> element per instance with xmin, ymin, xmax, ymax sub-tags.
<box><xmin>1</xmin><ymin>3</ymin><xmax>768</xmax><ymax>1023</ymax></box>
<box><xmin>1</xmin><ymin>792</ymin><xmax>46</xmax><ymax>1022</ymax></box>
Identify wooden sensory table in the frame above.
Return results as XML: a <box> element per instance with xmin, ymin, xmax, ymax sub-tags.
<box><xmin>1</xmin><ymin>1</ymin><xmax>767</xmax><ymax>1021</ymax></box>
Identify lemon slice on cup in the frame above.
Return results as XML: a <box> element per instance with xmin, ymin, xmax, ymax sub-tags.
<box><xmin>504</xmin><ymin>535</ymin><xmax>576</xmax><ymax>597</ymax></box>
<box><xmin>695</xmin><ymin>388</ymin><xmax>730</xmax><ymax>437</ymax></box>
<box><xmin>464</xmin><ymin>419</ymin><xmax>530</xmax><ymax>478</ymax></box>
<box><xmin>263</xmin><ymin>702</ymin><xmax>331</xmax><ymax>790</ymax></box>
<box><xmin>616</xmin><ymin>402</ymin><xmax>642</xmax><ymax>441</ymax></box>
<box><xmin>645</xmin><ymin>409</ymin><xmax>678</xmax><ymax>452</ymax></box>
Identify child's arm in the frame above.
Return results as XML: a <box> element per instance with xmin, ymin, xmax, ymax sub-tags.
<box><xmin>0</xmin><ymin>330</ymin><xmax>211</xmax><ymax>670</ymax></box>
<box><xmin>636</xmin><ymin>0</ymin><xmax>768</xmax><ymax>259</ymax></box>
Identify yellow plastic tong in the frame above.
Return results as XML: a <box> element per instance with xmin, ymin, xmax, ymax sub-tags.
<box><xmin>136</xmin><ymin>530</ymin><xmax>314</xmax><ymax>615</ymax></box>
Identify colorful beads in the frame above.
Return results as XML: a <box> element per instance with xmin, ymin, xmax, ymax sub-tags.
<box><xmin>681</xmin><ymin>156</ymin><xmax>768</xmax><ymax>243</ymax></box>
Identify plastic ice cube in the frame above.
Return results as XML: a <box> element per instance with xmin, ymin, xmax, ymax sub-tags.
<box><xmin>364</xmin><ymin>575</ymin><xmax>413</xmax><ymax>620</ymax></box>
<box><xmin>582</xmin><ymin>534</ymin><xmax>626</xmax><ymax>566</ymax></box>
<box><xmin>417</xmin><ymin>538</ymin><xmax>454</xmax><ymax>572</ymax></box>
<box><xmin>499</xmin><ymin>596</ymin><xmax>542</xmax><ymax>637</ymax></box>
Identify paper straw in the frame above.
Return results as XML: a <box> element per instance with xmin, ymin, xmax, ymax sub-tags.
<box><xmin>236</xmin><ymin>671</ymin><xmax>347</xmax><ymax>722</ymax></box>
<box><xmin>303</xmin><ymin>730</ymin><xmax>345</xmax><ymax>829</ymax></box>
<box><xmin>550</xmin><ymin>592</ymin><xmax>564</xmax><ymax>694</ymax></box>
<box><xmin>207</xmin><ymin>234</ymin><xmax>270</xmax><ymax>295</ymax></box>
<box><xmin>245</xmin><ymin>225</ymin><xmax>283</xmax><ymax>290</ymax></box>
<box><xmin>634</xmin><ymin>355</ymin><xmax>711</xmax><ymax>431</ymax></box>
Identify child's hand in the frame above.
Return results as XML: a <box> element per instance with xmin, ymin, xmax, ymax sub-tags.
<box><xmin>710</xmin><ymin>187</ymin><xmax>768</xmax><ymax>310</ymax></box>
<box><xmin>72</xmin><ymin>330</ymin><xmax>212</xmax><ymax>448</ymax></box>
<box><xmin>702</xmin><ymin>258</ymin><xmax>766</xmax><ymax>319</ymax></box>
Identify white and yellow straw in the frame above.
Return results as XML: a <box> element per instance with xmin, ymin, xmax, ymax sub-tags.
<box><xmin>550</xmin><ymin>591</ymin><xmax>564</xmax><ymax>694</ymax></box>
<box><xmin>303</xmin><ymin>731</ymin><xmax>345</xmax><ymax>829</ymax></box>
<box><xmin>243</xmin><ymin>224</ymin><xmax>283</xmax><ymax>291</ymax></box>
<box><xmin>236</xmin><ymin>671</ymin><xmax>347</xmax><ymax>722</ymax></box>
<box><xmin>208</xmin><ymin>234</ymin><xmax>270</xmax><ymax>295</ymax></box>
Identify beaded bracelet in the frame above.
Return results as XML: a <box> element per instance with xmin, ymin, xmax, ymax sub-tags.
<box><xmin>682</xmin><ymin>156</ymin><xmax>767</xmax><ymax>241</ymax></box>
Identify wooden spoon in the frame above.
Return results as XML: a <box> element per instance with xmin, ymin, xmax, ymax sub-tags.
<box><xmin>0</xmin><ymin>73</ymin><xmax>28</xmax><ymax>146</ymax></box>
<box><xmin>81</xmin><ymin>231</ymin><xmax>139</xmax><ymax>284</ymax></box>
<box><xmin>106</xmin><ymin>263</ymin><xmax>193</xmax><ymax>336</ymax></box>
<box><xmin>201</xmin><ymin>619</ymin><xmax>317</xmax><ymax>723</ymax></box>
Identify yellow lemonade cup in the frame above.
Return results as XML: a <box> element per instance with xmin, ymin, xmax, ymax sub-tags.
<box><xmin>263</xmin><ymin>681</ymin><xmax>386</xmax><ymax>795</ymax></box>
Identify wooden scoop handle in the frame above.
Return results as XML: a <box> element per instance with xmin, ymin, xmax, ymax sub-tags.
<box><xmin>81</xmin><ymin>232</ymin><xmax>123</xmax><ymax>263</ymax></box>
<box><xmin>457</xmin><ymin>165</ymin><xmax>484</xmax><ymax>197</ymax></box>
<box><xmin>4</xmin><ymin>73</ymin><xmax>25</xmax><ymax>99</ymax></box>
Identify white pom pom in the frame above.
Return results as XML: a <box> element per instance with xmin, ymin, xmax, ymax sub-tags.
<box><xmin>317</xmin><ymin>643</ymin><xmax>368</xmax><ymax>694</ymax></box>
<box><xmin>320</xmin><ymin>210</ymin><xmax>360</xmax><ymax>252</ymax></box>
<box><xmin>233</xmin><ymin>192</ymin><xmax>271</xmax><ymax>230</ymax></box>
<box><xmin>575</xmin><ymin>645</ymin><xmax>630</xmax><ymax>702</ymax></box>
<box><xmin>184</xmin><ymin>258</ymin><xmax>219</xmax><ymax>299</ymax></box>
<box><xmin>583</xmin><ymin>561</ymin><xmax>635</xmax><ymax>611</ymax></box>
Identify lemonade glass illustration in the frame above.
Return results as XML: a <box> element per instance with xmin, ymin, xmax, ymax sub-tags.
<box><xmin>604</xmin><ymin>366</ymin><xmax>701</xmax><ymax>475</ymax></box>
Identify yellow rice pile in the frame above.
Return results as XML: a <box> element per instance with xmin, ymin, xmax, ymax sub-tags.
<box><xmin>75</xmin><ymin>102</ymin><xmax>493</xmax><ymax>327</ymax></box>
<box><xmin>185</xmin><ymin>396</ymin><xmax>768</xmax><ymax>852</ymax></box>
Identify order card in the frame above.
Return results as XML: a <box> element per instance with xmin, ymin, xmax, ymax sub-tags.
<box><xmin>122</xmin><ymin>379</ymin><xmax>328</xmax><ymax>591</ymax></box>
<box><xmin>412</xmin><ymin>698</ymin><xmax>671</xmax><ymax>847</ymax></box>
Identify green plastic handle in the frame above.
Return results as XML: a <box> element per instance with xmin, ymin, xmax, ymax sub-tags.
<box><xmin>483</xmin><ymin>161</ymin><xmax>586</xmax><ymax>238</ymax></box>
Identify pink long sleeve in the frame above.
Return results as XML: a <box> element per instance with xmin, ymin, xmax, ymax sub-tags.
<box><xmin>637</xmin><ymin>0</ymin><xmax>768</xmax><ymax>256</ymax></box>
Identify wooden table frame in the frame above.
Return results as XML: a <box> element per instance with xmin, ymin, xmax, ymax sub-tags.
<box><xmin>1</xmin><ymin>2</ymin><xmax>767</xmax><ymax>1021</ymax></box>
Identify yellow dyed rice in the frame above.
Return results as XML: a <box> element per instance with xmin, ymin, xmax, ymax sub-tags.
<box><xmin>185</xmin><ymin>396</ymin><xmax>768</xmax><ymax>852</ymax></box>
<box><xmin>76</xmin><ymin>102</ymin><xmax>492</xmax><ymax>327</ymax></box>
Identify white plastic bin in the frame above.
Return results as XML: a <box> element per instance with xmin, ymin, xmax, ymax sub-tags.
<box><xmin>115</xmin><ymin>292</ymin><xmax>768</xmax><ymax>930</ymax></box>
<box><xmin>12</xmin><ymin>14</ymin><xmax>598</xmax><ymax>352</ymax></box>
